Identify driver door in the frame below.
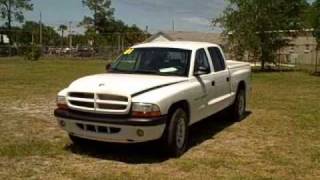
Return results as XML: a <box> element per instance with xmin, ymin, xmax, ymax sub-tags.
<box><xmin>190</xmin><ymin>48</ymin><xmax>213</xmax><ymax>123</ymax></box>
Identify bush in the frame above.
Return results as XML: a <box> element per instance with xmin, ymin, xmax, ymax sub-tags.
<box><xmin>23</xmin><ymin>45</ymin><xmax>42</xmax><ymax>61</ymax></box>
<box><xmin>0</xmin><ymin>46</ymin><xmax>18</xmax><ymax>57</ymax></box>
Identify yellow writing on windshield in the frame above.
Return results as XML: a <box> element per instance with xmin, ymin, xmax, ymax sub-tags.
<box><xmin>123</xmin><ymin>48</ymin><xmax>134</xmax><ymax>55</ymax></box>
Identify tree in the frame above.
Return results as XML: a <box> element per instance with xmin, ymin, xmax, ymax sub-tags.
<box><xmin>80</xmin><ymin>0</ymin><xmax>114</xmax><ymax>47</ymax></box>
<box><xmin>308</xmin><ymin>0</ymin><xmax>320</xmax><ymax>73</ymax></box>
<box><xmin>0</xmin><ymin>0</ymin><xmax>33</xmax><ymax>44</ymax></box>
<box><xmin>72</xmin><ymin>34</ymin><xmax>89</xmax><ymax>46</ymax></box>
<box><xmin>18</xmin><ymin>21</ymin><xmax>60</xmax><ymax>46</ymax></box>
<box><xmin>213</xmin><ymin>0</ymin><xmax>308</xmax><ymax>70</ymax></box>
<box><xmin>59</xmin><ymin>24</ymin><xmax>67</xmax><ymax>47</ymax></box>
<box><xmin>81</xmin><ymin>0</ymin><xmax>114</xmax><ymax>33</ymax></box>
<box><xmin>80</xmin><ymin>0</ymin><xmax>147</xmax><ymax>48</ymax></box>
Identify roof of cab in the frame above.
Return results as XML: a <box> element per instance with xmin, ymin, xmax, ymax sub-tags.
<box><xmin>132</xmin><ymin>41</ymin><xmax>220</xmax><ymax>50</ymax></box>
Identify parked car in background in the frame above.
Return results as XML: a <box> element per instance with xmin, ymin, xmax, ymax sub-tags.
<box><xmin>75</xmin><ymin>47</ymin><xmax>95</xmax><ymax>57</ymax></box>
<box><xmin>62</xmin><ymin>47</ymin><xmax>71</xmax><ymax>54</ymax></box>
<box><xmin>54</xmin><ymin>41</ymin><xmax>251</xmax><ymax>157</ymax></box>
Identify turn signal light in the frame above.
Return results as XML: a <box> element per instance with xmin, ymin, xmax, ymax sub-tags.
<box><xmin>56</xmin><ymin>96</ymin><xmax>68</xmax><ymax>110</ymax></box>
<box><xmin>131</xmin><ymin>103</ymin><xmax>161</xmax><ymax>118</ymax></box>
<box><xmin>132</xmin><ymin>111</ymin><xmax>161</xmax><ymax>118</ymax></box>
<box><xmin>57</xmin><ymin>103</ymin><xmax>69</xmax><ymax>110</ymax></box>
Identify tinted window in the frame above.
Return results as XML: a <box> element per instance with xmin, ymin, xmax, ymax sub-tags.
<box><xmin>208</xmin><ymin>47</ymin><xmax>226</xmax><ymax>72</ymax></box>
<box><xmin>194</xmin><ymin>48</ymin><xmax>210</xmax><ymax>73</ymax></box>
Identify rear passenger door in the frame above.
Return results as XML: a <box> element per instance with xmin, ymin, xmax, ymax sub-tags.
<box><xmin>207</xmin><ymin>47</ymin><xmax>232</xmax><ymax>113</ymax></box>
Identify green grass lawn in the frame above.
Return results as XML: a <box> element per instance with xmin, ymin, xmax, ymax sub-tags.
<box><xmin>0</xmin><ymin>58</ymin><xmax>319</xmax><ymax>179</ymax></box>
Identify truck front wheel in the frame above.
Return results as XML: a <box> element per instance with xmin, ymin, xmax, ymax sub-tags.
<box><xmin>162</xmin><ymin>108</ymin><xmax>189</xmax><ymax>157</ymax></box>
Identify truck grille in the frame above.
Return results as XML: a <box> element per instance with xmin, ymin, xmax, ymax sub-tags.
<box><xmin>69</xmin><ymin>92</ymin><xmax>94</xmax><ymax>99</ymax></box>
<box><xmin>69</xmin><ymin>101</ymin><xmax>94</xmax><ymax>108</ymax></box>
<box><xmin>67</xmin><ymin>92</ymin><xmax>130</xmax><ymax>114</ymax></box>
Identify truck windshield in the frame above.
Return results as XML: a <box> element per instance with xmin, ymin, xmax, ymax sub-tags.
<box><xmin>110</xmin><ymin>48</ymin><xmax>191</xmax><ymax>77</ymax></box>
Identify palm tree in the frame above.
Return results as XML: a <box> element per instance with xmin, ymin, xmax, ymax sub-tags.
<box><xmin>59</xmin><ymin>24</ymin><xmax>68</xmax><ymax>47</ymax></box>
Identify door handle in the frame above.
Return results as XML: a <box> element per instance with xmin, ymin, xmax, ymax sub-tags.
<box><xmin>211</xmin><ymin>81</ymin><xmax>215</xmax><ymax>86</ymax></box>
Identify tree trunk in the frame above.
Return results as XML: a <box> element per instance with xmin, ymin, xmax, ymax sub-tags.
<box><xmin>61</xmin><ymin>30</ymin><xmax>64</xmax><ymax>48</ymax></box>
<box><xmin>7</xmin><ymin>0</ymin><xmax>12</xmax><ymax>56</ymax></box>
<box><xmin>316</xmin><ymin>46</ymin><xmax>319</xmax><ymax>73</ymax></box>
<box><xmin>261</xmin><ymin>57</ymin><xmax>265</xmax><ymax>70</ymax></box>
<box><xmin>261</xmin><ymin>48</ymin><xmax>268</xmax><ymax>71</ymax></box>
<box><xmin>260</xmin><ymin>34</ymin><xmax>267</xmax><ymax>71</ymax></box>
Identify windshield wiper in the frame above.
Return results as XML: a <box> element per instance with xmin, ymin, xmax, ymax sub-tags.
<box><xmin>134</xmin><ymin>70</ymin><xmax>159</xmax><ymax>75</ymax></box>
<box><xmin>109</xmin><ymin>67</ymin><xmax>131</xmax><ymax>73</ymax></box>
<box><xmin>110</xmin><ymin>69</ymin><xmax>178</xmax><ymax>76</ymax></box>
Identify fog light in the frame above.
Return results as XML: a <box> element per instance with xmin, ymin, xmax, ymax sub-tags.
<box><xmin>59</xmin><ymin>120</ymin><xmax>66</xmax><ymax>127</ymax></box>
<box><xmin>137</xmin><ymin>129</ymin><xmax>144</xmax><ymax>137</ymax></box>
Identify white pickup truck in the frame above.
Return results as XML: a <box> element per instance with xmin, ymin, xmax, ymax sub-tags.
<box><xmin>54</xmin><ymin>41</ymin><xmax>251</xmax><ymax>157</ymax></box>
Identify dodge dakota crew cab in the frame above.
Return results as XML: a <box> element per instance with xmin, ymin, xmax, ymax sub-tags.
<box><xmin>54</xmin><ymin>41</ymin><xmax>251</xmax><ymax>157</ymax></box>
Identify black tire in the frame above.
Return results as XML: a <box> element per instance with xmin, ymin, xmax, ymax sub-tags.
<box><xmin>162</xmin><ymin>108</ymin><xmax>189</xmax><ymax>157</ymax></box>
<box><xmin>230</xmin><ymin>88</ymin><xmax>246</xmax><ymax>121</ymax></box>
<box><xmin>69</xmin><ymin>134</ymin><xmax>88</xmax><ymax>145</ymax></box>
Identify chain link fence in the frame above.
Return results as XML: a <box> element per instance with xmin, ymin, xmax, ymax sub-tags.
<box><xmin>0</xmin><ymin>30</ymin><xmax>150</xmax><ymax>60</ymax></box>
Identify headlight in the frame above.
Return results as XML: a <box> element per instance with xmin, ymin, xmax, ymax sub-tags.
<box><xmin>56</xmin><ymin>96</ymin><xmax>68</xmax><ymax>109</ymax></box>
<box><xmin>131</xmin><ymin>103</ymin><xmax>161</xmax><ymax>118</ymax></box>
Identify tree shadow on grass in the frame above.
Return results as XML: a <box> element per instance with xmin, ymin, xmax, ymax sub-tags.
<box><xmin>312</xmin><ymin>72</ymin><xmax>320</xmax><ymax>76</ymax></box>
<box><xmin>64</xmin><ymin>110</ymin><xmax>252</xmax><ymax>164</ymax></box>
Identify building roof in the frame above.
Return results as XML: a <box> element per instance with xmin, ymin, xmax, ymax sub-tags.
<box><xmin>145</xmin><ymin>32</ymin><xmax>174</xmax><ymax>42</ymax></box>
<box><xmin>146</xmin><ymin>31</ymin><xmax>225</xmax><ymax>44</ymax></box>
<box><xmin>133</xmin><ymin>41</ymin><xmax>219</xmax><ymax>50</ymax></box>
<box><xmin>144</xmin><ymin>30</ymin><xmax>317</xmax><ymax>50</ymax></box>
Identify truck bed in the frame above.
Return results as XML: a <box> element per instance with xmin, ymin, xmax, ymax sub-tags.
<box><xmin>226</xmin><ymin>60</ymin><xmax>251</xmax><ymax>69</ymax></box>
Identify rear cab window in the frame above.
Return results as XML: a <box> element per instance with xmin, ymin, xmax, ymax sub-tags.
<box><xmin>208</xmin><ymin>47</ymin><xmax>226</xmax><ymax>72</ymax></box>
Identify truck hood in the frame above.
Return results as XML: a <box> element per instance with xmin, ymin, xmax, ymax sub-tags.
<box><xmin>67</xmin><ymin>73</ymin><xmax>187</xmax><ymax>96</ymax></box>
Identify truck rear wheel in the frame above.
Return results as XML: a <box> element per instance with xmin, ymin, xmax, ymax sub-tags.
<box><xmin>230</xmin><ymin>88</ymin><xmax>246</xmax><ymax>121</ymax></box>
<box><xmin>162</xmin><ymin>108</ymin><xmax>189</xmax><ymax>157</ymax></box>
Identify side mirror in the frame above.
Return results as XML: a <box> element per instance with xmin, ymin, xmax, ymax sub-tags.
<box><xmin>194</xmin><ymin>66</ymin><xmax>210</xmax><ymax>76</ymax></box>
<box><xmin>105</xmin><ymin>64</ymin><xmax>111</xmax><ymax>71</ymax></box>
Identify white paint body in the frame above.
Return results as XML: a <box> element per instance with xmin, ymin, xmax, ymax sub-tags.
<box><xmin>56</xmin><ymin>41</ymin><xmax>251</xmax><ymax>143</ymax></box>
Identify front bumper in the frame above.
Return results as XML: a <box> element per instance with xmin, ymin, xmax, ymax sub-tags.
<box><xmin>54</xmin><ymin>109</ymin><xmax>167</xmax><ymax>143</ymax></box>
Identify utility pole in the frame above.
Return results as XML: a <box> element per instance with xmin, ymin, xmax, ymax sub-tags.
<box><xmin>93</xmin><ymin>0</ymin><xmax>97</xmax><ymax>48</ymax></box>
<box><xmin>121</xmin><ymin>35</ymin><xmax>124</xmax><ymax>51</ymax></box>
<box><xmin>94</xmin><ymin>0</ymin><xmax>97</xmax><ymax>32</ymax></box>
<box><xmin>316</xmin><ymin>45</ymin><xmax>319</xmax><ymax>73</ymax></box>
<box><xmin>32</xmin><ymin>30</ymin><xmax>34</xmax><ymax>59</ymax></box>
<box><xmin>32</xmin><ymin>30</ymin><xmax>34</xmax><ymax>45</ymax></box>
<box><xmin>172</xmin><ymin>18</ymin><xmax>175</xmax><ymax>32</ymax></box>
<box><xmin>69</xmin><ymin>21</ymin><xmax>72</xmax><ymax>49</ymax></box>
<box><xmin>118</xmin><ymin>33</ymin><xmax>121</xmax><ymax>52</ymax></box>
<box><xmin>39</xmin><ymin>11</ymin><xmax>43</xmax><ymax>46</ymax></box>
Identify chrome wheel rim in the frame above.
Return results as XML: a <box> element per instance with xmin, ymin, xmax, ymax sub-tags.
<box><xmin>176</xmin><ymin>112</ymin><xmax>186</xmax><ymax>149</ymax></box>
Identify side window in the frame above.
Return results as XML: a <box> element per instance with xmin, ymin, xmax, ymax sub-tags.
<box><xmin>194</xmin><ymin>48</ymin><xmax>210</xmax><ymax>72</ymax></box>
<box><xmin>208</xmin><ymin>47</ymin><xmax>226</xmax><ymax>72</ymax></box>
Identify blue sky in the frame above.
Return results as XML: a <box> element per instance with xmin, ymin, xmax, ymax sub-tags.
<box><xmin>24</xmin><ymin>0</ymin><xmax>226</xmax><ymax>33</ymax></box>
